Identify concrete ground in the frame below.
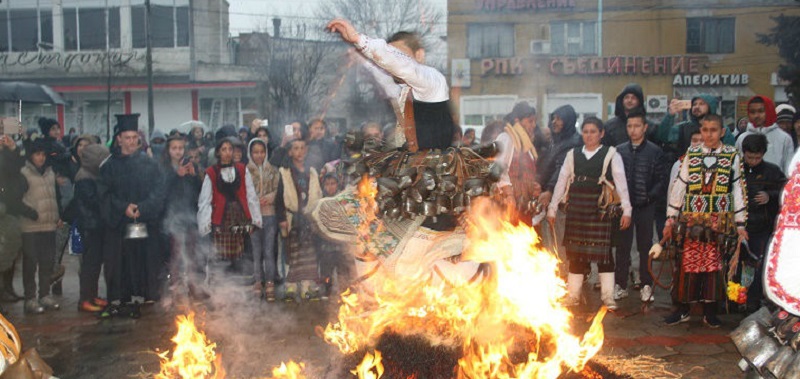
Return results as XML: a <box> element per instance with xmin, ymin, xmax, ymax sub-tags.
<box><xmin>0</xmin><ymin>255</ymin><xmax>747</xmax><ymax>379</ymax></box>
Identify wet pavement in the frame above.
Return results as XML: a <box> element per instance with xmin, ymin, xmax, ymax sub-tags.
<box><xmin>0</xmin><ymin>255</ymin><xmax>746</xmax><ymax>379</ymax></box>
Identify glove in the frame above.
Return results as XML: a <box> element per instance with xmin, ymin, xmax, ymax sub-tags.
<box><xmin>648</xmin><ymin>243</ymin><xmax>663</xmax><ymax>259</ymax></box>
<box><xmin>21</xmin><ymin>205</ymin><xmax>39</xmax><ymax>221</ymax></box>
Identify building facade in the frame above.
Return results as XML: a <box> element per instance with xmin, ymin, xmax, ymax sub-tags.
<box><xmin>0</xmin><ymin>0</ymin><xmax>256</xmax><ymax>140</ymax></box>
<box><xmin>447</xmin><ymin>0</ymin><xmax>799</xmax><ymax>133</ymax></box>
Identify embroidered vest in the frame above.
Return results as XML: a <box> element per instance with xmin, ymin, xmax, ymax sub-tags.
<box><xmin>683</xmin><ymin>145</ymin><xmax>737</xmax><ymax>214</ymax></box>
<box><xmin>206</xmin><ymin>163</ymin><xmax>252</xmax><ymax>226</ymax></box>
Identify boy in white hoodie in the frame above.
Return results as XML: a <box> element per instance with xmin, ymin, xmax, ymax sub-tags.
<box><xmin>736</xmin><ymin>95</ymin><xmax>794</xmax><ymax>173</ymax></box>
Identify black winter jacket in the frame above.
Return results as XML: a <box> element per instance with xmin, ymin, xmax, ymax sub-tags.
<box><xmin>744</xmin><ymin>161</ymin><xmax>786</xmax><ymax>235</ymax></box>
<box><xmin>540</xmin><ymin>105</ymin><xmax>582</xmax><ymax>192</ymax></box>
<box><xmin>616</xmin><ymin>141</ymin><xmax>666</xmax><ymax>207</ymax></box>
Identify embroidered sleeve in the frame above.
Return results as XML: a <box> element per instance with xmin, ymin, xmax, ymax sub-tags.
<box><xmin>667</xmin><ymin>152</ymin><xmax>690</xmax><ymax>217</ymax></box>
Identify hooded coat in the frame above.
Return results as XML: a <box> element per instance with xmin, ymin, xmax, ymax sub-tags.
<box><xmin>539</xmin><ymin>105</ymin><xmax>582</xmax><ymax>193</ymax></box>
<box><xmin>100</xmin><ymin>149</ymin><xmax>166</xmax><ymax>230</ymax></box>
<box><xmin>246</xmin><ymin>138</ymin><xmax>279</xmax><ymax>216</ymax></box>
<box><xmin>603</xmin><ymin>83</ymin><xmax>648</xmax><ymax>147</ymax></box>
<box><xmin>70</xmin><ymin>144</ymin><xmax>111</xmax><ymax>231</ymax></box>
<box><xmin>161</xmin><ymin>151</ymin><xmax>202</xmax><ymax>231</ymax></box>
<box><xmin>736</xmin><ymin>95</ymin><xmax>795</xmax><ymax>173</ymax></box>
<box><xmin>655</xmin><ymin>94</ymin><xmax>735</xmax><ymax>158</ymax></box>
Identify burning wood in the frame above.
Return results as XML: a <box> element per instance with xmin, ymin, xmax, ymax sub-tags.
<box><xmin>155</xmin><ymin>312</ymin><xmax>225</xmax><ymax>379</ymax></box>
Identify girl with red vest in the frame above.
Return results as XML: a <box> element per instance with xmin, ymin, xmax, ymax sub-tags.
<box><xmin>198</xmin><ymin>137</ymin><xmax>262</xmax><ymax>268</ymax></box>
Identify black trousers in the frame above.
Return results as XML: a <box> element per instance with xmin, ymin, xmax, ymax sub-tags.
<box><xmin>79</xmin><ymin>228</ymin><xmax>105</xmax><ymax>302</ymax></box>
<box><xmin>21</xmin><ymin>231</ymin><xmax>56</xmax><ymax>300</ymax></box>
<box><xmin>104</xmin><ymin>227</ymin><xmax>163</xmax><ymax>303</ymax></box>
<box><xmin>615</xmin><ymin>203</ymin><xmax>656</xmax><ymax>288</ymax></box>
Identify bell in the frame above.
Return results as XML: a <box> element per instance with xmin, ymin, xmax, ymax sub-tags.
<box><xmin>436</xmin><ymin>195</ymin><xmax>451</xmax><ymax>214</ymax></box>
<box><xmin>404</xmin><ymin>197</ymin><xmax>418</xmax><ymax>215</ymax></box>
<box><xmin>765</xmin><ymin>345</ymin><xmax>797</xmax><ymax>379</ymax></box>
<box><xmin>124</xmin><ymin>220</ymin><xmax>149</xmax><ymax>240</ymax></box>
<box><xmin>776</xmin><ymin>317</ymin><xmax>800</xmax><ymax>343</ymax></box>
<box><xmin>438</xmin><ymin>175</ymin><xmax>457</xmax><ymax>193</ymax></box>
<box><xmin>397</xmin><ymin>175</ymin><xmax>413</xmax><ymax>189</ymax></box>
<box><xmin>782</xmin><ymin>352</ymin><xmax>800</xmax><ymax>378</ymax></box>
<box><xmin>742</xmin><ymin>333</ymin><xmax>781</xmax><ymax>374</ymax></box>
<box><xmin>742</xmin><ymin>306</ymin><xmax>774</xmax><ymax>327</ymax></box>
<box><xmin>464</xmin><ymin>178</ymin><xmax>485</xmax><ymax>197</ymax></box>
<box><xmin>487</xmin><ymin>162</ymin><xmax>503</xmax><ymax>182</ymax></box>
<box><xmin>731</xmin><ymin>321</ymin><xmax>768</xmax><ymax>357</ymax></box>
<box><xmin>452</xmin><ymin>193</ymin><xmax>465</xmax><ymax>214</ymax></box>
<box><xmin>422</xmin><ymin>201</ymin><xmax>437</xmax><ymax>217</ymax></box>
<box><xmin>472</xmin><ymin>142</ymin><xmax>498</xmax><ymax>158</ymax></box>
<box><xmin>791</xmin><ymin>328</ymin><xmax>800</xmax><ymax>351</ymax></box>
<box><xmin>377</xmin><ymin>178</ymin><xmax>401</xmax><ymax>197</ymax></box>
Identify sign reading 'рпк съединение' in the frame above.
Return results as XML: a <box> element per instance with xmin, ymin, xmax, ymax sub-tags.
<box><xmin>476</xmin><ymin>0</ymin><xmax>576</xmax><ymax>11</ymax></box>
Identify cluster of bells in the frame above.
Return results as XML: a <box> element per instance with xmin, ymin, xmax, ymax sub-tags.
<box><xmin>663</xmin><ymin>213</ymin><xmax>741</xmax><ymax>258</ymax></box>
<box><xmin>344</xmin><ymin>131</ymin><xmax>502</xmax><ymax>221</ymax></box>
<box><xmin>732</xmin><ymin>306</ymin><xmax>800</xmax><ymax>378</ymax></box>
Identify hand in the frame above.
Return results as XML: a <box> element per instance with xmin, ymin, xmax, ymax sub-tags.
<box><xmin>668</xmin><ymin>99</ymin><xmax>682</xmax><ymax>116</ymax></box>
<box><xmin>57</xmin><ymin>219</ymin><xmax>64</xmax><ymax>228</ymax></box>
<box><xmin>538</xmin><ymin>191</ymin><xmax>553</xmax><ymax>211</ymax></box>
<box><xmin>0</xmin><ymin>135</ymin><xmax>16</xmax><ymax>150</ymax></box>
<box><xmin>259</xmin><ymin>197</ymin><xmax>268</xmax><ymax>206</ymax></box>
<box><xmin>738</xmin><ymin>228</ymin><xmax>749</xmax><ymax>241</ymax></box>
<box><xmin>619</xmin><ymin>215</ymin><xmax>631</xmax><ymax>230</ymax></box>
<box><xmin>177</xmin><ymin>164</ymin><xmax>189</xmax><ymax>177</ymax></box>
<box><xmin>754</xmin><ymin>191</ymin><xmax>769</xmax><ymax>205</ymax></box>
<box><xmin>279</xmin><ymin>221</ymin><xmax>289</xmax><ymax>237</ymax></box>
<box><xmin>186</xmin><ymin>163</ymin><xmax>196</xmax><ymax>176</ymax></box>
<box><xmin>125</xmin><ymin>204</ymin><xmax>140</xmax><ymax>219</ymax></box>
<box><xmin>648</xmin><ymin>243</ymin><xmax>663</xmax><ymax>259</ymax></box>
<box><xmin>547</xmin><ymin>216</ymin><xmax>556</xmax><ymax>227</ymax></box>
<box><xmin>326</xmin><ymin>18</ymin><xmax>360</xmax><ymax>44</ymax></box>
<box><xmin>22</xmin><ymin>205</ymin><xmax>38</xmax><ymax>221</ymax></box>
<box><xmin>56</xmin><ymin>176</ymin><xmax>68</xmax><ymax>186</ymax></box>
<box><xmin>663</xmin><ymin>218</ymin><xmax>674</xmax><ymax>239</ymax></box>
<box><xmin>532</xmin><ymin>182</ymin><xmax>542</xmax><ymax>198</ymax></box>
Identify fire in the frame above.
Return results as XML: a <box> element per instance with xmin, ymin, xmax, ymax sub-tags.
<box><xmin>155</xmin><ymin>312</ymin><xmax>225</xmax><ymax>379</ymax></box>
<box><xmin>324</xmin><ymin>196</ymin><xmax>607</xmax><ymax>378</ymax></box>
<box><xmin>352</xmin><ymin>351</ymin><xmax>385</xmax><ymax>379</ymax></box>
<box><xmin>268</xmin><ymin>361</ymin><xmax>306</xmax><ymax>379</ymax></box>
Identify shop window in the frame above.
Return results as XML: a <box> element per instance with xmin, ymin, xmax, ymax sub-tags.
<box><xmin>467</xmin><ymin>24</ymin><xmax>514</xmax><ymax>59</ymax></box>
<box><xmin>686</xmin><ymin>17</ymin><xmax>735</xmax><ymax>54</ymax></box>
<box><xmin>550</xmin><ymin>21</ymin><xmax>596</xmax><ymax>56</ymax></box>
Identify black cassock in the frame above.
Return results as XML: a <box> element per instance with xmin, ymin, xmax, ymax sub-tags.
<box><xmin>100</xmin><ymin>150</ymin><xmax>166</xmax><ymax>303</ymax></box>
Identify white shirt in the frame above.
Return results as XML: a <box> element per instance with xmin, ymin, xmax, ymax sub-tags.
<box><xmin>547</xmin><ymin>145</ymin><xmax>632</xmax><ymax>219</ymax></box>
<box><xmin>494</xmin><ymin>131</ymin><xmax>514</xmax><ymax>187</ymax></box>
<box><xmin>197</xmin><ymin>167</ymin><xmax>262</xmax><ymax>236</ymax></box>
<box><xmin>735</xmin><ymin>123</ymin><xmax>795</xmax><ymax>173</ymax></box>
<box><xmin>666</xmin><ymin>145</ymin><xmax>746</xmax><ymax>225</ymax></box>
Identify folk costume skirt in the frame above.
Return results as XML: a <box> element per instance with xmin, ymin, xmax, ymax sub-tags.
<box><xmin>213</xmin><ymin>202</ymin><xmax>247</xmax><ymax>260</ymax></box>
<box><xmin>563</xmin><ymin>185</ymin><xmax>614</xmax><ymax>267</ymax></box>
<box><xmin>673</xmin><ymin>240</ymin><xmax>726</xmax><ymax>303</ymax></box>
<box><xmin>285</xmin><ymin>214</ymin><xmax>318</xmax><ymax>283</ymax></box>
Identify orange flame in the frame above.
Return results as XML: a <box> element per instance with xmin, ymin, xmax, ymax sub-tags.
<box><xmin>268</xmin><ymin>361</ymin><xmax>306</xmax><ymax>379</ymax></box>
<box><xmin>324</xmin><ymin>197</ymin><xmax>607</xmax><ymax>378</ymax></box>
<box><xmin>351</xmin><ymin>351</ymin><xmax>385</xmax><ymax>379</ymax></box>
<box><xmin>155</xmin><ymin>312</ymin><xmax>225</xmax><ymax>379</ymax></box>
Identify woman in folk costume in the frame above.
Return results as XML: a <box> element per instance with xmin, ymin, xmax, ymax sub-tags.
<box><xmin>275</xmin><ymin>138</ymin><xmax>323</xmax><ymax>301</ymax></box>
<box><xmin>663</xmin><ymin>114</ymin><xmax>747</xmax><ymax>328</ymax></box>
<box><xmin>198</xmin><ymin>137</ymin><xmax>262</xmax><ymax>271</ymax></box>
<box><xmin>547</xmin><ymin>117</ymin><xmax>632</xmax><ymax>311</ymax></box>
<box><xmin>494</xmin><ymin>101</ymin><xmax>542</xmax><ymax>225</ymax></box>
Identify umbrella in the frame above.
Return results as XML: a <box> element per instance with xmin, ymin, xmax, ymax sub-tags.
<box><xmin>0</xmin><ymin>81</ymin><xmax>66</xmax><ymax>104</ymax></box>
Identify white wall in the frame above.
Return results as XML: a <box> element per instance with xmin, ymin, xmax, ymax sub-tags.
<box><xmin>130</xmin><ymin>89</ymin><xmax>193</xmax><ymax>137</ymax></box>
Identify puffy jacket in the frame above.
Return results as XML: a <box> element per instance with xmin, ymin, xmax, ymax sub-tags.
<box><xmin>744</xmin><ymin>160</ymin><xmax>786</xmax><ymax>234</ymax></box>
<box><xmin>20</xmin><ymin>161</ymin><xmax>60</xmax><ymax>233</ymax></box>
<box><xmin>616</xmin><ymin>140</ymin><xmax>667</xmax><ymax>207</ymax></box>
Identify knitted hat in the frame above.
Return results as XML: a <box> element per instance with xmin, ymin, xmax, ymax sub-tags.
<box><xmin>37</xmin><ymin>117</ymin><xmax>59</xmax><ymax>136</ymax></box>
<box><xmin>776</xmin><ymin>104</ymin><xmax>796</xmax><ymax>124</ymax></box>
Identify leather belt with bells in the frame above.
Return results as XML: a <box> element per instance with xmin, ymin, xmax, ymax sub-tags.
<box><xmin>403</xmin><ymin>94</ymin><xmax>419</xmax><ymax>153</ymax></box>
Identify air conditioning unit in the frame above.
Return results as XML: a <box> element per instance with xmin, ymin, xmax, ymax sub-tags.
<box><xmin>530</xmin><ymin>40</ymin><xmax>551</xmax><ymax>55</ymax></box>
<box><xmin>646</xmin><ymin>95</ymin><xmax>669</xmax><ymax>114</ymax></box>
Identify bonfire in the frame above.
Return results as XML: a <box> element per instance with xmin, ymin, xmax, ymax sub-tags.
<box><xmin>156</xmin><ymin>177</ymin><xmax>609</xmax><ymax>379</ymax></box>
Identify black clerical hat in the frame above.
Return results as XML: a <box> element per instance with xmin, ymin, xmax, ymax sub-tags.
<box><xmin>113</xmin><ymin>114</ymin><xmax>140</xmax><ymax>136</ymax></box>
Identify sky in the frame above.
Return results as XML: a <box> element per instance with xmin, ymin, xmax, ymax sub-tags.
<box><xmin>228</xmin><ymin>0</ymin><xmax>447</xmax><ymax>36</ymax></box>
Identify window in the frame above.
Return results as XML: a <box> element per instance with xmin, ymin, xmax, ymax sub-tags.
<box><xmin>132</xmin><ymin>4</ymin><xmax>190</xmax><ymax>48</ymax></box>
<box><xmin>550</xmin><ymin>21</ymin><xmax>596</xmax><ymax>56</ymax></box>
<box><xmin>79</xmin><ymin>8</ymin><xmax>107</xmax><ymax>50</ymax></box>
<box><xmin>10</xmin><ymin>9</ymin><xmax>38</xmax><ymax>51</ymax></box>
<box><xmin>467</xmin><ymin>24</ymin><xmax>514</xmax><ymax>59</ymax></box>
<box><xmin>0</xmin><ymin>11</ymin><xmax>8</xmax><ymax>52</ymax></box>
<box><xmin>64</xmin><ymin>8</ymin><xmax>78</xmax><ymax>50</ymax></box>
<box><xmin>460</xmin><ymin>95</ymin><xmax>519</xmax><ymax>134</ymax></box>
<box><xmin>687</xmin><ymin>17</ymin><xmax>735</xmax><ymax>54</ymax></box>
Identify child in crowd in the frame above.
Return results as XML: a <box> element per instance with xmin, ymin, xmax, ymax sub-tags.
<box><xmin>198</xmin><ymin>137</ymin><xmax>262</xmax><ymax>273</ymax></box>
<box><xmin>614</xmin><ymin>110</ymin><xmax>667</xmax><ymax>304</ymax></box>
<box><xmin>740</xmin><ymin>134</ymin><xmax>786</xmax><ymax>312</ymax></box>
<box><xmin>665</xmin><ymin>114</ymin><xmax>747</xmax><ymax>328</ymax></box>
<box><xmin>247</xmin><ymin>137</ymin><xmax>280</xmax><ymax>301</ymax></box>
<box><xmin>316</xmin><ymin>174</ymin><xmax>353</xmax><ymax>299</ymax></box>
<box><xmin>275</xmin><ymin>139</ymin><xmax>322</xmax><ymax>301</ymax></box>
<box><xmin>20</xmin><ymin>139</ymin><xmax>62</xmax><ymax>314</ymax></box>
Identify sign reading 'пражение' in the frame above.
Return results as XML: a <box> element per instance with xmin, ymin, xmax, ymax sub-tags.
<box><xmin>476</xmin><ymin>0</ymin><xmax>576</xmax><ymax>11</ymax></box>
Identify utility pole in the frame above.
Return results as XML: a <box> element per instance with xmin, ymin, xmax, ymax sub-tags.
<box><xmin>145</xmin><ymin>0</ymin><xmax>155</xmax><ymax>136</ymax></box>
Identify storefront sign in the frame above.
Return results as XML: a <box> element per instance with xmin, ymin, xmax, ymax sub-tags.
<box><xmin>549</xmin><ymin>56</ymin><xmax>702</xmax><ymax>76</ymax></box>
<box><xmin>0</xmin><ymin>50</ymin><xmax>145</xmax><ymax>73</ymax></box>
<box><xmin>481</xmin><ymin>58</ymin><xmax>524</xmax><ymax>76</ymax></box>
<box><xmin>476</xmin><ymin>0</ymin><xmax>576</xmax><ymax>11</ymax></box>
<box><xmin>672</xmin><ymin>74</ymin><xmax>749</xmax><ymax>87</ymax></box>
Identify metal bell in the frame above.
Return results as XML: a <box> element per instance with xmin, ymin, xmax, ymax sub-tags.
<box><xmin>422</xmin><ymin>201</ymin><xmax>437</xmax><ymax>217</ymax></box>
<box><xmin>404</xmin><ymin>197</ymin><xmax>418</xmax><ymax>215</ymax></box>
<box><xmin>731</xmin><ymin>321</ymin><xmax>768</xmax><ymax>357</ymax></box>
<box><xmin>765</xmin><ymin>345</ymin><xmax>797</xmax><ymax>379</ymax></box>
<box><xmin>124</xmin><ymin>220</ymin><xmax>149</xmax><ymax>239</ymax></box>
<box><xmin>377</xmin><ymin>177</ymin><xmax>401</xmax><ymax>197</ymax></box>
<box><xmin>452</xmin><ymin>193</ymin><xmax>465</xmax><ymax>214</ymax></box>
<box><xmin>742</xmin><ymin>333</ymin><xmax>781</xmax><ymax>374</ymax></box>
<box><xmin>472</xmin><ymin>141</ymin><xmax>498</xmax><ymax>158</ymax></box>
<box><xmin>436</xmin><ymin>195</ymin><xmax>451</xmax><ymax>214</ymax></box>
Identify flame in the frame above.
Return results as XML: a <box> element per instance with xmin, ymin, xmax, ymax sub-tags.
<box><xmin>324</xmin><ymin>197</ymin><xmax>607</xmax><ymax>378</ymax></box>
<box><xmin>268</xmin><ymin>361</ymin><xmax>306</xmax><ymax>379</ymax></box>
<box><xmin>155</xmin><ymin>312</ymin><xmax>225</xmax><ymax>379</ymax></box>
<box><xmin>351</xmin><ymin>351</ymin><xmax>385</xmax><ymax>379</ymax></box>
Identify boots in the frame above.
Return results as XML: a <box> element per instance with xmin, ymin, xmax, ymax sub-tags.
<box><xmin>599</xmin><ymin>272</ymin><xmax>618</xmax><ymax>310</ymax></box>
<box><xmin>565</xmin><ymin>273</ymin><xmax>583</xmax><ymax>306</ymax></box>
<box><xmin>703</xmin><ymin>302</ymin><xmax>721</xmax><ymax>328</ymax></box>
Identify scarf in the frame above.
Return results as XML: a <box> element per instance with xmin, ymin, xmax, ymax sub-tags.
<box><xmin>504</xmin><ymin>122</ymin><xmax>538</xmax><ymax>159</ymax></box>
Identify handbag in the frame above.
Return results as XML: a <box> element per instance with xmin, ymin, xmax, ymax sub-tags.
<box><xmin>596</xmin><ymin>146</ymin><xmax>622</xmax><ymax>220</ymax></box>
<box><xmin>68</xmin><ymin>224</ymin><xmax>83</xmax><ymax>255</ymax></box>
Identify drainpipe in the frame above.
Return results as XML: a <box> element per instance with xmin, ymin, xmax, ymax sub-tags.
<box><xmin>597</xmin><ymin>0</ymin><xmax>603</xmax><ymax>57</ymax></box>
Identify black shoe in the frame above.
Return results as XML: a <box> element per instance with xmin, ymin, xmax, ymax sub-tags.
<box><xmin>127</xmin><ymin>303</ymin><xmax>142</xmax><ymax>319</ymax></box>
<box><xmin>99</xmin><ymin>304</ymin><xmax>121</xmax><ymax>319</ymax></box>
<box><xmin>664</xmin><ymin>311</ymin><xmax>690</xmax><ymax>325</ymax></box>
<box><xmin>703</xmin><ymin>315</ymin><xmax>722</xmax><ymax>328</ymax></box>
<box><xmin>51</xmin><ymin>280</ymin><xmax>63</xmax><ymax>295</ymax></box>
